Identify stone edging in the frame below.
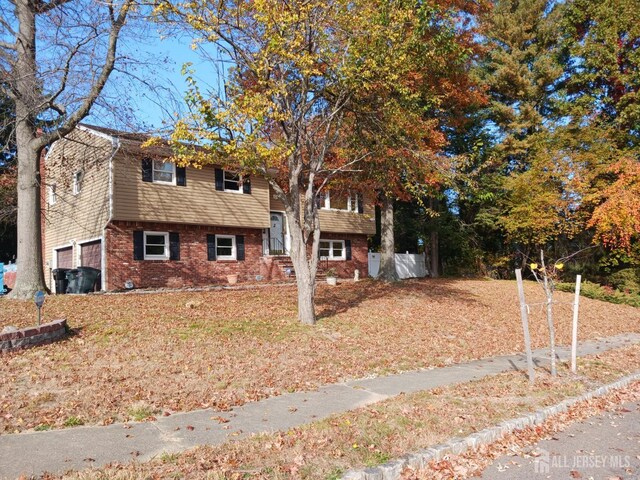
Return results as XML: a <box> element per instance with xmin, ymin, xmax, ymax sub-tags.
<box><xmin>0</xmin><ymin>319</ymin><xmax>67</xmax><ymax>353</ymax></box>
<box><xmin>341</xmin><ymin>372</ymin><xmax>640</xmax><ymax>480</ymax></box>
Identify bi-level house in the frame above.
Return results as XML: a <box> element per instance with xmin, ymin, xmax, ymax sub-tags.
<box><xmin>42</xmin><ymin>125</ymin><xmax>375</xmax><ymax>292</ymax></box>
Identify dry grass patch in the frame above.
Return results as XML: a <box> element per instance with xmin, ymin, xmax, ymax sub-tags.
<box><xmin>45</xmin><ymin>345</ymin><xmax>640</xmax><ymax>480</ymax></box>
<box><xmin>1</xmin><ymin>279</ymin><xmax>639</xmax><ymax>433</ymax></box>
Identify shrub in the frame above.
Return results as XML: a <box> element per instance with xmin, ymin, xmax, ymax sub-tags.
<box><xmin>557</xmin><ymin>281</ymin><xmax>640</xmax><ymax>308</ymax></box>
<box><xmin>607</xmin><ymin>268</ymin><xmax>640</xmax><ymax>295</ymax></box>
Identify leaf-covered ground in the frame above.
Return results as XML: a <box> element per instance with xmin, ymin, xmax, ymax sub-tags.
<box><xmin>44</xmin><ymin>344</ymin><xmax>640</xmax><ymax>479</ymax></box>
<box><xmin>1</xmin><ymin>278</ymin><xmax>639</xmax><ymax>433</ymax></box>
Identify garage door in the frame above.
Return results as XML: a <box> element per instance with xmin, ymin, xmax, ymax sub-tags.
<box><xmin>56</xmin><ymin>247</ymin><xmax>73</xmax><ymax>269</ymax></box>
<box><xmin>80</xmin><ymin>240</ymin><xmax>101</xmax><ymax>269</ymax></box>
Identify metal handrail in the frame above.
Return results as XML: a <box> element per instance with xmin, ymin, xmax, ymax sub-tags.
<box><xmin>263</xmin><ymin>237</ymin><xmax>289</xmax><ymax>256</ymax></box>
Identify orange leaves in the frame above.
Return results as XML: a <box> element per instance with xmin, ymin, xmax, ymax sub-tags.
<box><xmin>588</xmin><ymin>157</ymin><xmax>640</xmax><ymax>250</ymax></box>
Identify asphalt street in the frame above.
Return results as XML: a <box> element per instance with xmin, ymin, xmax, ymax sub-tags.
<box><xmin>475</xmin><ymin>400</ymin><xmax>640</xmax><ymax>480</ymax></box>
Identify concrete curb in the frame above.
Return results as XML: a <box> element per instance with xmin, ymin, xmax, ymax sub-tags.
<box><xmin>340</xmin><ymin>372</ymin><xmax>640</xmax><ymax>480</ymax></box>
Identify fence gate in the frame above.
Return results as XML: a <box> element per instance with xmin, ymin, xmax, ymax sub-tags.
<box><xmin>368</xmin><ymin>252</ymin><xmax>428</xmax><ymax>279</ymax></box>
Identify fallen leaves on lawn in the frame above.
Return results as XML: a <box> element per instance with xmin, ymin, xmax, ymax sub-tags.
<box><xmin>0</xmin><ymin>279</ymin><xmax>639</xmax><ymax>433</ymax></box>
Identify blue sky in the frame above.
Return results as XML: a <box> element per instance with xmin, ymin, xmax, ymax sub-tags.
<box><xmin>90</xmin><ymin>27</ymin><xmax>222</xmax><ymax>132</ymax></box>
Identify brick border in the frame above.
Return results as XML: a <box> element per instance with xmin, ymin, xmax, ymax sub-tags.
<box><xmin>341</xmin><ymin>372</ymin><xmax>640</xmax><ymax>480</ymax></box>
<box><xmin>0</xmin><ymin>319</ymin><xmax>67</xmax><ymax>353</ymax></box>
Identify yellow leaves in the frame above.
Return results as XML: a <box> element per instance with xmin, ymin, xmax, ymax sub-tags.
<box><xmin>140</xmin><ymin>136</ymin><xmax>164</xmax><ymax>149</ymax></box>
<box><xmin>530</xmin><ymin>263</ymin><xmax>538</xmax><ymax>270</ymax></box>
<box><xmin>555</xmin><ymin>263</ymin><xmax>564</xmax><ymax>270</ymax></box>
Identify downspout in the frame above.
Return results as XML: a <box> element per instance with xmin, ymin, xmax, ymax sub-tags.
<box><xmin>102</xmin><ymin>137</ymin><xmax>120</xmax><ymax>291</ymax></box>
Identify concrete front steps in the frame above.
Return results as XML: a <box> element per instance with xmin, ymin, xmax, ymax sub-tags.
<box><xmin>266</xmin><ymin>256</ymin><xmax>330</xmax><ymax>280</ymax></box>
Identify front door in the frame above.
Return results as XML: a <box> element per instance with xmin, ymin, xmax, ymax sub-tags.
<box><xmin>269</xmin><ymin>212</ymin><xmax>284</xmax><ymax>254</ymax></box>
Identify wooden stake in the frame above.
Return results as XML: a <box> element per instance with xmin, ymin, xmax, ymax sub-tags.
<box><xmin>516</xmin><ymin>269</ymin><xmax>535</xmax><ymax>384</ymax></box>
<box><xmin>571</xmin><ymin>274</ymin><xmax>582</xmax><ymax>374</ymax></box>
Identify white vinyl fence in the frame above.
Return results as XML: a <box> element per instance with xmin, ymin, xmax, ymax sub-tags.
<box><xmin>368</xmin><ymin>252</ymin><xmax>428</xmax><ymax>279</ymax></box>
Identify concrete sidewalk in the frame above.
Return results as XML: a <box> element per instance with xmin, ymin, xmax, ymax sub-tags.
<box><xmin>1</xmin><ymin>333</ymin><xmax>639</xmax><ymax>479</ymax></box>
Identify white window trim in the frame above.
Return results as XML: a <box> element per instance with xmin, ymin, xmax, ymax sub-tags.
<box><xmin>152</xmin><ymin>160</ymin><xmax>176</xmax><ymax>185</ymax></box>
<box><xmin>72</xmin><ymin>170</ymin><xmax>83</xmax><ymax>195</ymax></box>
<box><xmin>216</xmin><ymin>234</ymin><xmax>237</xmax><ymax>260</ymax></box>
<box><xmin>52</xmin><ymin>243</ymin><xmax>74</xmax><ymax>270</ymax></box>
<box><xmin>223</xmin><ymin>170</ymin><xmax>243</xmax><ymax>194</ymax></box>
<box><xmin>143</xmin><ymin>231</ymin><xmax>170</xmax><ymax>260</ymax></box>
<box><xmin>51</xmin><ymin>243</ymin><xmax>74</xmax><ymax>293</ymax></box>
<box><xmin>319</xmin><ymin>239</ymin><xmax>346</xmax><ymax>261</ymax></box>
<box><xmin>321</xmin><ymin>192</ymin><xmax>360</xmax><ymax>212</ymax></box>
<box><xmin>48</xmin><ymin>184</ymin><xmax>57</xmax><ymax>205</ymax></box>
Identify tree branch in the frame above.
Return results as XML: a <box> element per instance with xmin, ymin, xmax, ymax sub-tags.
<box><xmin>0</xmin><ymin>41</ymin><xmax>16</xmax><ymax>51</ymax></box>
<box><xmin>34</xmin><ymin>0</ymin><xmax>72</xmax><ymax>14</ymax></box>
<box><xmin>35</xmin><ymin>0</ymin><xmax>133</xmax><ymax>149</ymax></box>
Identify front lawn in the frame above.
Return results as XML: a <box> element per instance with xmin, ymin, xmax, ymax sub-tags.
<box><xmin>1</xmin><ymin>278</ymin><xmax>638</xmax><ymax>433</ymax></box>
<box><xmin>48</xmin><ymin>345</ymin><xmax>640</xmax><ymax>479</ymax></box>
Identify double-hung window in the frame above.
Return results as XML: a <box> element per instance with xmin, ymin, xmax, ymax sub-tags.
<box><xmin>223</xmin><ymin>171</ymin><xmax>241</xmax><ymax>192</ymax></box>
<box><xmin>319</xmin><ymin>239</ymin><xmax>345</xmax><ymax>260</ymax></box>
<box><xmin>321</xmin><ymin>192</ymin><xmax>361</xmax><ymax>212</ymax></box>
<box><xmin>152</xmin><ymin>160</ymin><xmax>176</xmax><ymax>184</ymax></box>
<box><xmin>144</xmin><ymin>232</ymin><xmax>169</xmax><ymax>260</ymax></box>
<box><xmin>48</xmin><ymin>184</ymin><xmax>57</xmax><ymax>205</ymax></box>
<box><xmin>72</xmin><ymin>170</ymin><xmax>83</xmax><ymax>195</ymax></box>
<box><xmin>216</xmin><ymin>235</ymin><xmax>236</xmax><ymax>260</ymax></box>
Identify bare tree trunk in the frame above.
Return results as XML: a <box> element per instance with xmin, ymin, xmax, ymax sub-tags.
<box><xmin>9</xmin><ymin>1</ymin><xmax>47</xmax><ymax>299</ymax></box>
<box><xmin>10</xmin><ymin>140</ymin><xmax>47</xmax><ymax>298</ymax></box>
<box><xmin>429</xmin><ymin>198</ymin><xmax>439</xmax><ymax>278</ymax></box>
<box><xmin>378</xmin><ymin>194</ymin><xmax>398</xmax><ymax>282</ymax></box>
<box><xmin>430</xmin><ymin>230</ymin><xmax>439</xmax><ymax>278</ymax></box>
<box><xmin>285</xmin><ymin>210</ymin><xmax>319</xmax><ymax>325</ymax></box>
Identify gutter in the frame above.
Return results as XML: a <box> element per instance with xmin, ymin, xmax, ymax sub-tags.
<box><xmin>91</xmin><ymin>129</ymin><xmax>121</xmax><ymax>292</ymax></box>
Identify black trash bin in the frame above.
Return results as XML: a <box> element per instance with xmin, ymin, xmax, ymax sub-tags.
<box><xmin>52</xmin><ymin>268</ymin><xmax>70</xmax><ymax>294</ymax></box>
<box><xmin>76</xmin><ymin>267</ymin><xmax>101</xmax><ymax>293</ymax></box>
<box><xmin>65</xmin><ymin>269</ymin><xmax>80</xmax><ymax>294</ymax></box>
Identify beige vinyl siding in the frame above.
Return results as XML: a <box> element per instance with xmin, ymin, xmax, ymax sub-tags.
<box><xmin>43</xmin><ymin>128</ymin><xmax>113</xmax><ymax>288</ymax></box>
<box><xmin>112</xmin><ymin>155</ymin><xmax>270</xmax><ymax>228</ymax></box>
<box><xmin>269</xmin><ymin>187</ymin><xmax>287</xmax><ymax>212</ymax></box>
<box><xmin>268</xmin><ymin>186</ymin><xmax>376</xmax><ymax>235</ymax></box>
<box><xmin>319</xmin><ymin>203</ymin><xmax>376</xmax><ymax>234</ymax></box>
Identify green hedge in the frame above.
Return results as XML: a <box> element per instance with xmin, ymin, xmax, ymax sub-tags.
<box><xmin>556</xmin><ymin>281</ymin><xmax>640</xmax><ymax>308</ymax></box>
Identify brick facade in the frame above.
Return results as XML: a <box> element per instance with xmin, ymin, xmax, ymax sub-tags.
<box><xmin>105</xmin><ymin>221</ymin><xmax>264</xmax><ymax>290</ymax></box>
<box><xmin>104</xmin><ymin>221</ymin><xmax>368</xmax><ymax>290</ymax></box>
<box><xmin>317</xmin><ymin>232</ymin><xmax>369</xmax><ymax>279</ymax></box>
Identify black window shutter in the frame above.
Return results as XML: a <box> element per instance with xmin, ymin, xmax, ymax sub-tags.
<box><xmin>207</xmin><ymin>234</ymin><xmax>216</xmax><ymax>261</ymax></box>
<box><xmin>176</xmin><ymin>166</ymin><xmax>186</xmax><ymax>186</ymax></box>
<box><xmin>237</xmin><ymin>235</ymin><xmax>245</xmax><ymax>261</ymax></box>
<box><xmin>345</xmin><ymin>239</ymin><xmax>352</xmax><ymax>260</ymax></box>
<box><xmin>215</xmin><ymin>168</ymin><xmax>224</xmax><ymax>191</ymax></box>
<box><xmin>133</xmin><ymin>231</ymin><xmax>144</xmax><ymax>260</ymax></box>
<box><xmin>142</xmin><ymin>159</ymin><xmax>152</xmax><ymax>182</ymax></box>
<box><xmin>169</xmin><ymin>232</ymin><xmax>180</xmax><ymax>260</ymax></box>
<box><xmin>242</xmin><ymin>176</ymin><xmax>251</xmax><ymax>194</ymax></box>
<box><xmin>357</xmin><ymin>193</ymin><xmax>364</xmax><ymax>214</ymax></box>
